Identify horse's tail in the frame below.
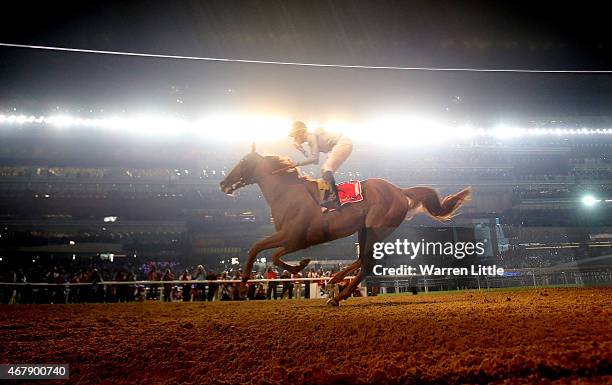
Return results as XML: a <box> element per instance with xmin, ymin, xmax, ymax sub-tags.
<box><xmin>402</xmin><ymin>186</ymin><xmax>471</xmax><ymax>221</ymax></box>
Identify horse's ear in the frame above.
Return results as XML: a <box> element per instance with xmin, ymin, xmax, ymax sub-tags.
<box><xmin>251</xmin><ymin>142</ymin><xmax>256</xmax><ymax>153</ymax></box>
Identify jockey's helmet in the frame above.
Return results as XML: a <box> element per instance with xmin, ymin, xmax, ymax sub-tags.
<box><xmin>289</xmin><ymin>121</ymin><xmax>307</xmax><ymax>137</ymax></box>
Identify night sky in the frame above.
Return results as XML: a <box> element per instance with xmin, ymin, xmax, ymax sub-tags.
<box><xmin>1</xmin><ymin>0</ymin><xmax>612</xmax><ymax>122</ymax></box>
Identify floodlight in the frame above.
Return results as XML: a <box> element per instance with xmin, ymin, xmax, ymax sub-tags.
<box><xmin>582</xmin><ymin>195</ymin><xmax>601</xmax><ymax>207</ymax></box>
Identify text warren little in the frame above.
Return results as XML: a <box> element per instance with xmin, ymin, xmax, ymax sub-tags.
<box><xmin>372</xmin><ymin>264</ymin><xmax>505</xmax><ymax>276</ymax></box>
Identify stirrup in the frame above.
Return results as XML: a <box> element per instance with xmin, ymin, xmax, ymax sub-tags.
<box><xmin>317</xmin><ymin>179</ymin><xmax>330</xmax><ymax>201</ymax></box>
<box><xmin>321</xmin><ymin>191</ymin><xmax>340</xmax><ymax>211</ymax></box>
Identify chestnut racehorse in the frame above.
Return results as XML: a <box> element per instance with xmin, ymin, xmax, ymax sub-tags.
<box><xmin>220</xmin><ymin>145</ymin><xmax>471</xmax><ymax>305</ymax></box>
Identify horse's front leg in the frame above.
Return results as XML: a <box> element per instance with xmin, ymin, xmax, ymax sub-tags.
<box><xmin>270</xmin><ymin>247</ymin><xmax>311</xmax><ymax>275</ymax></box>
<box><xmin>240</xmin><ymin>232</ymin><xmax>288</xmax><ymax>293</ymax></box>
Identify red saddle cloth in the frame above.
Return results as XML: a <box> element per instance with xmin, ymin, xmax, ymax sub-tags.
<box><xmin>337</xmin><ymin>181</ymin><xmax>364</xmax><ymax>206</ymax></box>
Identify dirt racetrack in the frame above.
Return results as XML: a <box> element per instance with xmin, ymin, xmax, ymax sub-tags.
<box><xmin>1</xmin><ymin>287</ymin><xmax>611</xmax><ymax>384</ymax></box>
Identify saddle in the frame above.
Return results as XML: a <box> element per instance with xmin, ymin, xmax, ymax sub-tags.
<box><xmin>317</xmin><ymin>180</ymin><xmax>364</xmax><ymax>206</ymax></box>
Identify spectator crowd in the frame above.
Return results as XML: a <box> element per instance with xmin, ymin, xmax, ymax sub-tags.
<box><xmin>0</xmin><ymin>259</ymin><xmax>354</xmax><ymax>304</ymax></box>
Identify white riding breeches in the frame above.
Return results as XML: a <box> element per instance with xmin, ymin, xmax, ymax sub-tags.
<box><xmin>321</xmin><ymin>136</ymin><xmax>353</xmax><ymax>173</ymax></box>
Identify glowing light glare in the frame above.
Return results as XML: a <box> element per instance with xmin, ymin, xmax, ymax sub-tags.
<box><xmin>582</xmin><ymin>195</ymin><xmax>601</xmax><ymax>207</ymax></box>
<box><xmin>493</xmin><ymin>125</ymin><xmax>526</xmax><ymax>138</ymax></box>
<box><xmin>0</xmin><ymin>113</ymin><xmax>183</xmax><ymax>136</ymax></box>
<box><xmin>197</xmin><ymin>114</ymin><xmax>291</xmax><ymax>141</ymax></box>
<box><xmin>123</xmin><ymin>115</ymin><xmax>189</xmax><ymax>137</ymax></box>
<box><xmin>458</xmin><ymin>124</ymin><xmax>480</xmax><ymax>138</ymax></box>
<box><xmin>344</xmin><ymin>120</ymin><xmax>369</xmax><ymax>140</ymax></box>
<box><xmin>320</xmin><ymin>119</ymin><xmax>354</xmax><ymax>136</ymax></box>
<box><xmin>2</xmin><ymin>113</ymin><xmax>612</xmax><ymax>144</ymax></box>
<box><xmin>360</xmin><ymin>116</ymin><xmax>458</xmax><ymax>146</ymax></box>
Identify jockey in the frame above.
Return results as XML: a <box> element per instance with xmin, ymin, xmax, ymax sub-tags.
<box><xmin>289</xmin><ymin>121</ymin><xmax>353</xmax><ymax>210</ymax></box>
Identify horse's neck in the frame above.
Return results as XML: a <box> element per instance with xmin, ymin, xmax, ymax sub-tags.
<box><xmin>256</xmin><ymin>174</ymin><xmax>318</xmax><ymax>215</ymax></box>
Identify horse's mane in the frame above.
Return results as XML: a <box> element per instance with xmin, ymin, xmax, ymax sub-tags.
<box><xmin>263</xmin><ymin>155</ymin><xmax>316</xmax><ymax>182</ymax></box>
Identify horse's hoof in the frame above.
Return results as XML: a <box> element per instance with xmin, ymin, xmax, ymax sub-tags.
<box><xmin>326</xmin><ymin>298</ymin><xmax>339</xmax><ymax>307</ymax></box>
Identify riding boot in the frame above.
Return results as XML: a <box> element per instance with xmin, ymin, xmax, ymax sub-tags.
<box><xmin>322</xmin><ymin>171</ymin><xmax>341</xmax><ymax>210</ymax></box>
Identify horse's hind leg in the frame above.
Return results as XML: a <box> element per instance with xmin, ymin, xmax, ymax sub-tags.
<box><xmin>271</xmin><ymin>248</ymin><xmax>311</xmax><ymax>275</ymax></box>
<box><xmin>322</xmin><ymin>258</ymin><xmax>361</xmax><ymax>297</ymax></box>
<box><xmin>325</xmin><ymin>229</ymin><xmax>366</xmax><ymax>292</ymax></box>
<box><xmin>326</xmin><ymin>258</ymin><xmax>361</xmax><ymax>286</ymax></box>
<box><xmin>329</xmin><ymin>269</ymin><xmax>367</xmax><ymax>306</ymax></box>
<box><xmin>329</xmin><ymin>227</ymin><xmax>387</xmax><ymax>305</ymax></box>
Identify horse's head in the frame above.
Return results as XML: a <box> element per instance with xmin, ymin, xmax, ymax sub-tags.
<box><xmin>220</xmin><ymin>143</ymin><xmax>263</xmax><ymax>195</ymax></box>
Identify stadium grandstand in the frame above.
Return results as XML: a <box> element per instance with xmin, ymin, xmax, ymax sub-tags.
<box><xmin>1</xmin><ymin>115</ymin><xmax>611</xmax><ymax>294</ymax></box>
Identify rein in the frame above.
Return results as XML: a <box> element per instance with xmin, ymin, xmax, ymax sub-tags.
<box><xmin>240</xmin><ymin>157</ymin><xmax>323</xmax><ymax>214</ymax></box>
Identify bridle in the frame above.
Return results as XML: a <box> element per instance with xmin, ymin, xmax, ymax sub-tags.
<box><xmin>234</xmin><ymin>156</ymin><xmax>258</xmax><ymax>188</ymax></box>
<box><xmin>226</xmin><ymin>154</ymin><xmax>287</xmax><ymax>192</ymax></box>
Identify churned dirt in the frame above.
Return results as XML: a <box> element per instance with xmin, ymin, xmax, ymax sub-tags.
<box><xmin>1</xmin><ymin>287</ymin><xmax>611</xmax><ymax>384</ymax></box>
